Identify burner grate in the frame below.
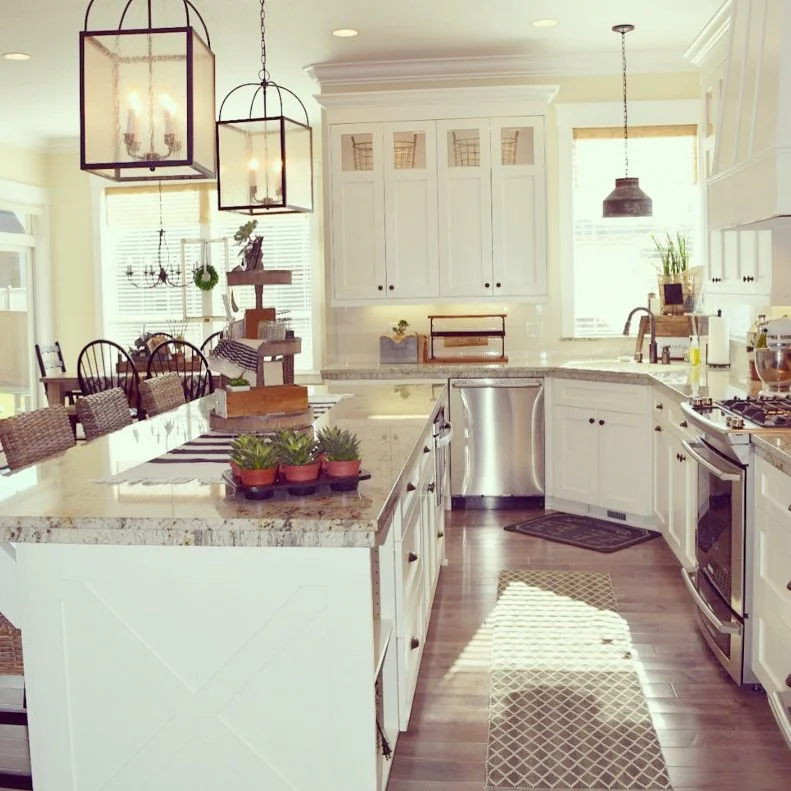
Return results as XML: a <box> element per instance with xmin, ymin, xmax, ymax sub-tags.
<box><xmin>717</xmin><ymin>396</ymin><xmax>791</xmax><ymax>428</ymax></box>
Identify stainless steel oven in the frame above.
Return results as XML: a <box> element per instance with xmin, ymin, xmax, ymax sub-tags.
<box><xmin>680</xmin><ymin>437</ymin><xmax>750</xmax><ymax>684</ymax></box>
<box><xmin>432</xmin><ymin>406</ymin><xmax>452</xmax><ymax>508</ymax></box>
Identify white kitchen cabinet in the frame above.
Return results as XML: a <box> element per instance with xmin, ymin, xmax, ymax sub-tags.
<box><xmin>330</xmin><ymin>122</ymin><xmax>439</xmax><ymax>302</ymax></box>
<box><xmin>550</xmin><ymin>404</ymin><xmax>599</xmax><ymax>505</ymax></box>
<box><xmin>437</xmin><ymin>116</ymin><xmax>546</xmax><ymax>299</ymax></box>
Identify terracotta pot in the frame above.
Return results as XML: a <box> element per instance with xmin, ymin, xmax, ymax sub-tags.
<box><xmin>230</xmin><ymin>460</ymin><xmax>242</xmax><ymax>480</ymax></box>
<box><xmin>281</xmin><ymin>462</ymin><xmax>321</xmax><ymax>482</ymax></box>
<box><xmin>326</xmin><ymin>459</ymin><xmax>361</xmax><ymax>479</ymax></box>
<box><xmin>241</xmin><ymin>467</ymin><xmax>277</xmax><ymax>487</ymax></box>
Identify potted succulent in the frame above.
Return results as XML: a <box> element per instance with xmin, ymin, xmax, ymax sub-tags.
<box><xmin>238</xmin><ymin>435</ymin><xmax>279</xmax><ymax>487</ymax></box>
<box><xmin>226</xmin><ymin>376</ymin><xmax>251</xmax><ymax>393</ymax></box>
<box><xmin>652</xmin><ymin>232</ymin><xmax>701</xmax><ymax>315</ymax></box>
<box><xmin>229</xmin><ymin>433</ymin><xmax>256</xmax><ymax>479</ymax></box>
<box><xmin>234</xmin><ymin>219</ymin><xmax>264</xmax><ymax>271</ymax></box>
<box><xmin>273</xmin><ymin>429</ymin><xmax>320</xmax><ymax>483</ymax></box>
<box><xmin>317</xmin><ymin>426</ymin><xmax>362</xmax><ymax>478</ymax></box>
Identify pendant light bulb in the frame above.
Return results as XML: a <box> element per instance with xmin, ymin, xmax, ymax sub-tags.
<box><xmin>602</xmin><ymin>23</ymin><xmax>652</xmax><ymax>218</ymax></box>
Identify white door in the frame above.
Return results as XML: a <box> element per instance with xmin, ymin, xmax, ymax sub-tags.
<box><xmin>551</xmin><ymin>404</ymin><xmax>599</xmax><ymax>506</ymax></box>
<box><xmin>491</xmin><ymin>117</ymin><xmax>547</xmax><ymax>297</ymax></box>
<box><xmin>330</xmin><ymin>124</ymin><xmax>387</xmax><ymax>302</ymax></box>
<box><xmin>669</xmin><ymin>439</ymin><xmax>697</xmax><ymax>569</ymax></box>
<box><xmin>597</xmin><ymin>410</ymin><xmax>651</xmax><ymax>516</ymax></box>
<box><xmin>652</xmin><ymin>425</ymin><xmax>671</xmax><ymax>534</ymax></box>
<box><xmin>437</xmin><ymin>119</ymin><xmax>493</xmax><ymax>298</ymax></box>
<box><xmin>383</xmin><ymin>122</ymin><xmax>439</xmax><ymax>300</ymax></box>
<box><xmin>736</xmin><ymin>230</ymin><xmax>772</xmax><ymax>295</ymax></box>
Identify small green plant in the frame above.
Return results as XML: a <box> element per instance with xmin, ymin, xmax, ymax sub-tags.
<box><xmin>234</xmin><ymin>219</ymin><xmax>263</xmax><ymax>269</ymax></box>
<box><xmin>392</xmin><ymin>319</ymin><xmax>410</xmax><ymax>338</ymax></box>
<box><xmin>228</xmin><ymin>377</ymin><xmax>250</xmax><ymax>387</ymax></box>
<box><xmin>652</xmin><ymin>232</ymin><xmax>690</xmax><ymax>276</ymax></box>
<box><xmin>273</xmin><ymin>429</ymin><xmax>318</xmax><ymax>466</ymax></box>
<box><xmin>316</xmin><ymin>426</ymin><xmax>361</xmax><ymax>462</ymax></box>
<box><xmin>243</xmin><ymin>437</ymin><xmax>278</xmax><ymax>470</ymax></box>
<box><xmin>230</xmin><ymin>433</ymin><xmax>258</xmax><ymax>468</ymax></box>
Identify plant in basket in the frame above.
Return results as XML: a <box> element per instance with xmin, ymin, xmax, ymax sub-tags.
<box><xmin>273</xmin><ymin>429</ymin><xmax>320</xmax><ymax>483</ymax></box>
<box><xmin>238</xmin><ymin>435</ymin><xmax>279</xmax><ymax>487</ymax></box>
<box><xmin>316</xmin><ymin>426</ymin><xmax>362</xmax><ymax>478</ymax></box>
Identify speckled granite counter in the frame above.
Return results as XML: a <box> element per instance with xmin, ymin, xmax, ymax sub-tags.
<box><xmin>0</xmin><ymin>383</ymin><xmax>442</xmax><ymax>548</ymax></box>
<box><xmin>752</xmin><ymin>434</ymin><xmax>791</xmax><ymax>476</ymax></box>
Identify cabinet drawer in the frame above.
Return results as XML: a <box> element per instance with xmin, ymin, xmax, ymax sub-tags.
<box><xmin>755</xmin><ymin>506</ymin><xmax>791</xmax><ymax>633</ymax></box>
<box><xmin>396</xmin><ymin>505</ymin><xmax>423</xmax><ymax>635</ymax></box>
<box><xmin>552</xmin><ymin>378</ymin><xmax>647</xmax><ymax>414</ymax></box>
<box><xmin>757</xmin><ymin>458</ymin><xmax>791</xmax><ymax>536</ymax></box>
<box><xmin>753</xmin><ymin>598</ymin><xmax>791</xmax><ymax>696</ymax></box>
<box><xmin>399</xmin><ymin>459</ymin><xmax>422</xmax><ymax>534</ymax></box>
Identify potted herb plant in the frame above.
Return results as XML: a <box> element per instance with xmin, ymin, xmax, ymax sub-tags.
<box><xmin>226</xmin><ymin>376</ymin><xmax>251</xmax><ymax>393</ymax></box>
<box><xmin>379</xmin><ymin>317</ymin><xmax>419</xmax><ymax>364</ymax></box>
<box><xmin>317</xmin><ymin>426</ymin><xmax>362</xmax><ymax>478</ymax></box>
<box><xmin>273</xmin><ymin>429</ymin><xmax>320</xmax><ymax>483</ymax></box>
<box><xmin>238</xmin><ymin>435</ymin><xmax>279</xmax><ymax>487</ymax></box>
<box><xmin>652</xmin><ymin>232</ymin><xmax>700</xmax><ymax>315</ymax></box>
<box><xmin>234</xmin><ymin>219</ymin><xmax>264</xmax><ymax>271</ymax></box>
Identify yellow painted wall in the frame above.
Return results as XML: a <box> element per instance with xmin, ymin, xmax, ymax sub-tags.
<box><xmin>45</xmin><ymin>152</ymin><xmax>98</xmax><ymax>364</ymax></box>
<box><xmin>0</xmin><ymin>141</ymin><xmax>47</xmax><ymax>186</ymax></box>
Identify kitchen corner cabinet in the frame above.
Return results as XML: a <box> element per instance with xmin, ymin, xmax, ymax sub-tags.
<box><xmin>330</xmin><ymin>122</ymin><xmax>439</xmax><ymax>302</ymax></box>
<box><xmin>546</xmin><ymin>379</ymin><xmax>652</xmax><ymax>519</ymax></box>
<box><xmin>328</xmin><ymin>115</ymin><xmax>547</xmax><ymax>305</ymax></box>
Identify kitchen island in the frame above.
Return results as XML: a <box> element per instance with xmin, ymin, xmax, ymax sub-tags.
<box><xmin>0</xmin><ymin>383</ymin><xmax>449</xmax><ymax>791</ymax></box>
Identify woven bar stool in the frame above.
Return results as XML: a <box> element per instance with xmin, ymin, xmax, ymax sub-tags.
<box><xmin>76</xmin><ymin>388</ymin><xmax>133</xmax><ymax>441</ymax></box>
<box><xmin>139</xmin><ymin>373</ymin><xmax>187</xmax><ymax>417</ymax></box>
<box><xmin>0</xmin><ymin>404</ymin><xmax>76</xmax><ymax>471</ymax></box>
<box><xmin>0</xmin><ymin>613</ymin><xmax>23</xmax><ymax>676</ymax></box>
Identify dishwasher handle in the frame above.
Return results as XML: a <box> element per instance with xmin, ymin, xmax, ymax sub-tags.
<box><xmin>451</xmin><ymin>379</ymin><xmax>543</xmax><ymax>389</ymax></box>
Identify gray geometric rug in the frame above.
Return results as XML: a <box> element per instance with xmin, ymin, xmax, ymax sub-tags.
<box><xmin>486</xmin><ymin>571</ymin><xmax>672</xmax><ymax>790</ymax></box>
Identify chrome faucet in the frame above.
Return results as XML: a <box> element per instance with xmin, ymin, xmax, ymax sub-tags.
<box><xmin>623</xmin><ymin>306</ymin><xmax>658</xmax><ymax>364</ymax></box>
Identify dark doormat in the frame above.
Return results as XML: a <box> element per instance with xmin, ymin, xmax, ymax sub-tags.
<box><xmin>504</xmin><ymin>512</ymin><xmax>661</xmax><ymax>553</ymax></box>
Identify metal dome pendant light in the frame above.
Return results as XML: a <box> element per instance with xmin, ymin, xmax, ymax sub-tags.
<box><xmin>215</xmin><ymin>0</ymin><xmax>313</xmax><ymax>215</ymax></box>
<box><xmin>602</xmin><ymin>24</ymin><xmax>652</xmax><ymax>218</ymax></box>
<box><xmin>79</xmin><ymin>0</ymin><xmax>217</xmax><ymax>182</ymax></box>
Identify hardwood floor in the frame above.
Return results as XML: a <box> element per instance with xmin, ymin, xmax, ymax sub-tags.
<box><xmin>388</xmin><ymin>508</ymin><xmax>791</xmax><ymax>791</ymax></box>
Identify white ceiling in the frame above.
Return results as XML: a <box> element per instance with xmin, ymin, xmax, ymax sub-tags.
<box><xmin>0</xmin><ymin>0</ymin><xmax>725</xmax><ymax>149</ymax></box>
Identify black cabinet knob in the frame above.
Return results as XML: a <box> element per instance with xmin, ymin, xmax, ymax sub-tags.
<box><xmin>680</xmin><ymin>420</ymin><xmax>688</xmax><ymax>428</ymax></box>
<box><xmin>589</xmin><ymin>417</ymin><xmax>595</xmax><ymax>424</ymax></box>
<box><xmin>437</xmin><ymin>531</ymin><xmax>445</xmax><ymax>539</ymax></box>
<box><xmin>423</xmin><ymin>445</ymin><xmax>430</xmax><ymax>453</ymax></box>
<box><xmin>484</xmin><ymin>282</ymin><xmax>491</xmax><ymax>288</ymax></box>
<box><xmin>495</xmin><ymin>282</ymin><xmax>501</xmax><ymax>288</ymax></box>
<box><xmin>410</xmin><ymin>637</ymin><xmax>420</xmax><ymax>650</ymax></box>
<box><xmin>408</xmin><ymin>551</ymin><xmax>418</xmax><ymax>563</ymax></box>
<box><xmin>598</xmin><ymin>419</ymin><xmax>605</xmax><ymax>426</ymax></box>
<box><xmin>785</xmin><ymin>674</ymin><xmax>791</xmax><ymax>688</ymax></box>
<box><xmin>407</xmin><ymin>482</ymin><xmax>416</xmax><ymax>492</ymax></box>
<box><xmin>654</xmin><ymin>426</ymin><xmax>662</xmax><ymax>432</ymax></box>
<box><xmin>656</xmin><ymin>403</ymin><xmax>663</xmax><ymax>410</ymax></box>
<box><xmin>377</xmin><ymin>285</ymin><xmax>384</xmax><ymax>291</ymax></box>
<box><xmin>389</xmin><ymin>284</ymin><xmax>395</xmax><ymax>291</ymax></box>
<box><xmin>786</xmin><ymin>579</ymin><xmax>791</xmax><ymax>591</ymax></box>
<box><xmin>427</xmin><ymin>482</ymin><xmax>436</xmax><ymax>493</ymax></box>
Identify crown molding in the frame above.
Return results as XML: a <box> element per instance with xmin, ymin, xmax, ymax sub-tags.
<box><xmin>684</xmin><ymin>0</ymin><xmax>732</xmax><ymax>67</ymax></box>
<box><xmin>305</xmin><ymin>50</ymin><xmax>696</xmax><ymax>91</ymax></box>
<box><xmin>46</xmin><ymin>137</ymin><xmax>81</xmax><ymax>155</ymax></box>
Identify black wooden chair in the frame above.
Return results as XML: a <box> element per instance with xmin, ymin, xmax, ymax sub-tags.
<box><xmin>146</xmin><ymin>339</ymin><xmax>214</xmax><ymax>403</ymax></box>
<box><xmin>34</xmin><ymin>341</ymin><xmax>81</xmax><ymax>404</ymax></box>
<box><xmin>77</xmin><ymin>339</ymin><xmax>141</xmax><ymax>416</ymax></box>
<box><xmin>199</xmin><ymin>330</ymin><xmax>224</xmax><ymax>357</ymax></box>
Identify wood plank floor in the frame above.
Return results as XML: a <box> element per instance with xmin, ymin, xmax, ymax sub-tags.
<box><xmin>388</xmin><ymin>508</ymin><xmax>791</xmax><ymax>791</ymax></box>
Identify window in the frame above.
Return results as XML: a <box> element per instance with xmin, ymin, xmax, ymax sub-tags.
<box><xmin>103</xmin><ymin>186</ymin><xmax>315</xmax><ymax>372</ymax></box>
<box><xmin>557</xmin><ymin>101</ymin><xmax>701</xmax><ymax>339</ymax></box>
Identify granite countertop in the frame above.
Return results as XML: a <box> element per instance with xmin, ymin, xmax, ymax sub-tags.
<box><xmin>0</xmin><ymin>383</ymin><xmax>443</xmax><ymax>549</ymax></box>
<box><xmin>752</xmin><ymin>434</ymin><xmax>791</xmax><ymax>477</ymax></box>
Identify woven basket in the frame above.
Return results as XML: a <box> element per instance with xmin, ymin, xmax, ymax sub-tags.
<box><xmin>0</xmin><ymin>404</ymin><xmax>75</xmax><ymax>470</ymax></box>
<box><xmin>140</xmin><ymin>374</ymin><xmax>187</xmax><ymax>418</ymax></box>
<box><xmin>76</xmin><ymin>388</ymin><xmax>133</xmax><ymax>441</ymax></box>
<box><xmin>0</xmin><ymin>613</ymin><xmax>23</xmax><ymax>675</ymax></box>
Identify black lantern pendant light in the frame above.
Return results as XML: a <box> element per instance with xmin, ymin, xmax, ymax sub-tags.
<box><xmin>215</xmin><ymin>0</ymin><xmax>313</xmax><ymax>215</ymax></box>
<box><xmin>602</xmin><ymin>24</ymin><xmax>652</xmax><ymax>218</ymax></box>
<box><xmin>80</xmin><ymin>0</ymin><xmax>216</xmax><ymax>182</ymax></box>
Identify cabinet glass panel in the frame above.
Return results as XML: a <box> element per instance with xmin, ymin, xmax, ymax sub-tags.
<box><xmin>447</xmin><ymin>128</ymin><xmax>480</xmax><ymax>167</ymax></box>
<box><xmin>705</xmin><ymin>88</ymin><xmax>714</xmax><ymax>138</ymax></box>
<box><xmin>340</xmin><ymin>133</ymin><xmax>374</xmax><ymax>172</ymax></box>
<box><xmin>391</xmin><ymin>130</ymin><xmax>426</xmax><ymax>170</ymax></box>
<box><xmin>500</xmin><ymin>126</ymin><xmax>534</xmax><ymax>166</ymax></box>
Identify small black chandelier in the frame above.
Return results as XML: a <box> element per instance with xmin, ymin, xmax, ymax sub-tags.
<box><xmin>602</xmin><ymin>24</ymin><xmax>652</xmax><ymax>219</ymax></box>
<box><xmin>80</xmin><ymin>0</ymin><xmax>216</xmax><ymax>182</ymax></box>
<box><xmin>125</xmin><ymin>182</ymin><xmax>185</xmax><ymax>288</ymax></box>
<box><xmin>215</xmin><ymin>0</ymin><xmax>313</xmax><ymax>214</ymax></box>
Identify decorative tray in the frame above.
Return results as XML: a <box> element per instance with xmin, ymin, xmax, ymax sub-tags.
<box><xmin>222</xmin><ymin>469</ymin><xmax>371</xmax><ymax>500</ymax></box>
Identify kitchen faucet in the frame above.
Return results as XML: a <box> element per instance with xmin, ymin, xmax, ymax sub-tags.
<box><xmin>623</xmin><ymin>306</ymin><xmax>658</xmax><ymax>363</ymax></box>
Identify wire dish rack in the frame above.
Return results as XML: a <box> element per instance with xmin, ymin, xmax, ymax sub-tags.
<box><xmin>352</xmin><ymin>135</ymin><xmax>418</xmax><ymax>170</ymax></box>
<box><xmin>450</xmin><ymin>130</ymin><xmax>521</xmax><ymax>166</ymax></box>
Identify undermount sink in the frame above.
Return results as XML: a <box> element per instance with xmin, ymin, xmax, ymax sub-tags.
<box><xmin>562</xmin><ymin>358</ymin><xmax>688</xmax><ymax>370</ymax></box>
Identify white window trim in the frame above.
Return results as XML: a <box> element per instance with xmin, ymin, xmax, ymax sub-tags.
<box><xmin>555</xmin><ymin>100</ymin><xmax>701</xmax><ymax>338</ymax></box>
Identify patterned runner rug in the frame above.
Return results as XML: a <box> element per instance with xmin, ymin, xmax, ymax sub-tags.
<box><xmin>486</xmin><ymin>571</ymin><xmax>672</xmax><ymax>790</ymax></box>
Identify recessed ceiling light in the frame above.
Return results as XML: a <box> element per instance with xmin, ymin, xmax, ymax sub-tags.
<box><xmin>2</xmin><ymin>52</ymin><xmax>31</xmax><ymax>61</ymax></box>
<box><xmin>531</xmin><ymin>19</ymin><xmax>558</xmax><ymax>28</ymax></box>
<box><xmin>332</xmin><ymin>28</ymin><xmax>359</xmax><ymax>38</ymax></box>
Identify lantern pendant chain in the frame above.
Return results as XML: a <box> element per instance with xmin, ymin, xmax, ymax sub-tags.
<box><xmin>619</xmin><ymin>28</ymin><xmax>629</xmax><ymax>178</ymax></box>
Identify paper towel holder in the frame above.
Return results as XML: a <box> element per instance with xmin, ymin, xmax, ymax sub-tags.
<box><xmin>706</xmin><ymin>309</ymin><xmax>732</xmax><ymax>369</ymax></box>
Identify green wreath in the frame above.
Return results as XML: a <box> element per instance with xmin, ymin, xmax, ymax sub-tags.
<box><xmin>193</xmin><ymin>264</ymin><xmax>218</xmax><ymax>291</ymax></box>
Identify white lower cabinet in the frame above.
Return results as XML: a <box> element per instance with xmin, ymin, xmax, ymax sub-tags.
<box><xmin>752</xmin><ymin>457</ymin><xmax>791</xmax><ymax>747</ymax></box>
<box><xmin>547</xmin><ymin>379</ymin><xmax>652</xmax><ymax>519</ymax></box>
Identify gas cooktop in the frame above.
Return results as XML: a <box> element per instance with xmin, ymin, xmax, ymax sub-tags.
<box><xmin>689</xmin><ymin>394</ymin><xmax>791</xmax><ymax>429</ymax></box>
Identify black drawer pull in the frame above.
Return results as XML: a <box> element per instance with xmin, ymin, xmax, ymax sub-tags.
<box><xmin>388</xmin><ymin>284</ymin><xmax>395</xmax><ymax>291</ymax></box>
<box><xmin>786</xmin><ymin>579</ymin><xmax>791</xmax><ymax>591</ymax></box>
<box><xmin>427</xmin><ymin>482</ymin><xmax>436</xmax><ymax>493</ymax></box>
<box><xmin>598</xmin><ymin>419</ymin><xmax>605</xmax><ymax>426</ymax></box>
<box><xmin>484</xmin><ymin>282</ymin><xmax>490</xmax><ymax>288</ymax></box>
<box><xmin>377</xmin><ymin>285</ymin><xmax>384</xmax><ymax>291</ymax></box>
<box><xmin>680</xmin><ymin>420</ymin><xmax>688</xmax><ymax>428</ymax></box>
<box><xmin>589</xmin><ymin>417</ymin><xmax>595</xmax><ymax>424</ymax></box>
<box><xmin>654</xmin><ymin>426</ymin><xmax>662</xmax><ymax>432</ymax></box>
<box><xmin>656</xmin><ymin>403</ymin><xmax>663</xmax><ymax>410</ymax></box>
<box><xmin>408</xmin><ymin>551</ymin><xmax>418</xmax><ymax>563</ymax></box>
<box><xmin>407</xmin><ymin>482</ymin><xmax>416</xmax><ymax>492</ymax></box>
<box><xmin>423</xmin><ymin>445</ymin><xmax>430</xmax><ymax>453</ymax></box>
<box><xmin>786</xmin><ymin>674</ymin><xmax>791</xmax><ymax>688</ymax></box>
<box><xmin>495</xmin><ymin>282</ymin><xmax>501</xmax><ymax>288</ymax></box>
<box><xmin>437</xmin><ymin>531</ymin><xmax>445</xmax><ymax>538</ymax></box>
<box><xmin>410</xmin><ymin>637</ymin><xmax>420</xmax><ymax>650</ymax></box>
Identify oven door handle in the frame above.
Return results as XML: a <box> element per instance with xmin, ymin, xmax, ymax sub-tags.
<box><xmin>681</xmin><ymin>440</ymin><xmax>741</xmax><ymax>482</ymax></box>
<box><xmin>681</xmin><ymin>567</ymin><xmax>742</xmax><ymax>636</ymax></box>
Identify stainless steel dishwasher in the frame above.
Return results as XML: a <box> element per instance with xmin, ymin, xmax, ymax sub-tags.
<box><xmin>449</xmin><ymin>378</ymin><xmax>544</xmax><ymax>509</ymax></box>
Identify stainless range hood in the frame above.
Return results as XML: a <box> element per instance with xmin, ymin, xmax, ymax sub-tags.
<box><xmin>708</xmin><ymin>0</ymin><xmax>791</xmax><ymax>229</ymax></box>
